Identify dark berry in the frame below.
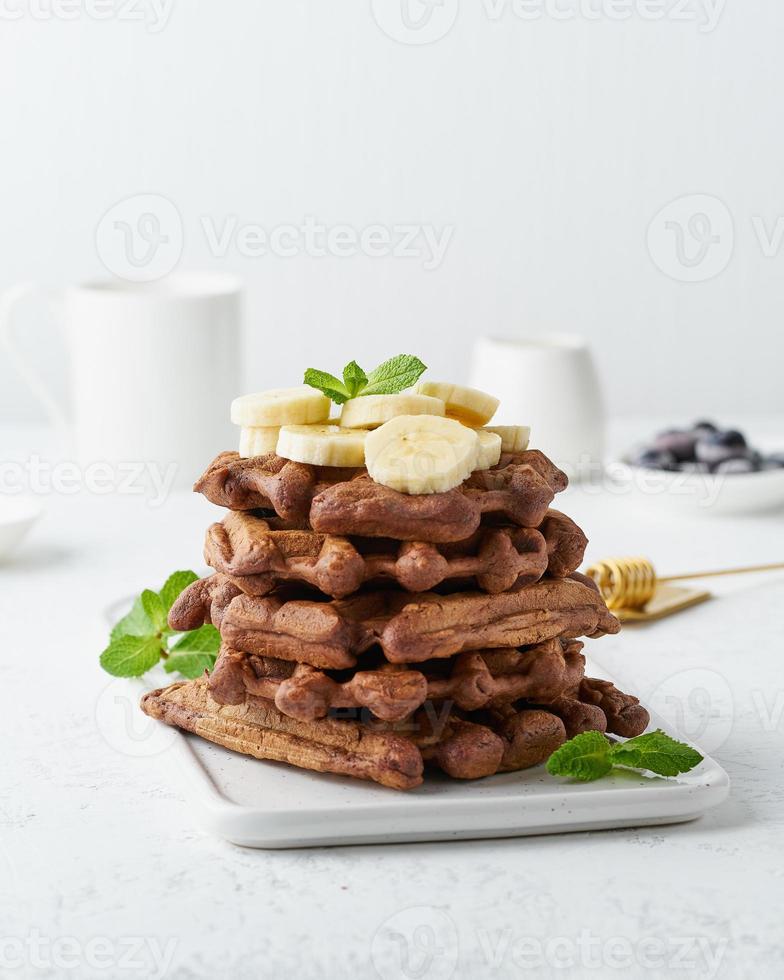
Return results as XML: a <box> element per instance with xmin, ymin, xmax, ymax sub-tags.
<box><xmin>634</xmin><ymin>449</ymin><xmax>679</xmax><ymax>471</ymax></box>
<box><xmin>696</xmin><ymin>430</ymin><xmax>749</xmax><ymax>465</ymax></box>
<box><xmin>653</xmin><ymin>429</ymin><xmax>698</xmax><ymax>462</ymax></box>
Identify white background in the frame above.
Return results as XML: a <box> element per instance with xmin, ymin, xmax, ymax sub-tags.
<box><xmin>1</xmin><ymin>0</ymin><xmax>783</xmax><ymax>422</ymax></box>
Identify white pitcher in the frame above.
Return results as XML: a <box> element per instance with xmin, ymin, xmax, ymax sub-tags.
<box><xmin>1</xmin><ymin>273</ymin><xmax>242</xmax><ymax>488</ymax></box>
<box><xmin>470</xmin><ymin>334</ymin><xmax>605</xmax><ymax>478</ymax></box>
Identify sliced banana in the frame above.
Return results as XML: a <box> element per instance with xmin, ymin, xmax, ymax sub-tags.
<box><xmin>475</xmin><ymin>429</ymin><xmax>502</xmax><ymax>470</ymax></box>
<box><xmin>416</xmin><ymin>381</ymin><xmax>499</xmax><ymax>427</ymax></box>
<box><xmin>231</xmin><ymin>386</ymin><xmax>331</xmax><ymax>427</ymax></box>
<box><xmin>239</xmin><ymin>426</ymin><xmax>280</xmax><ymax>458</ymax></box>
<box><xmin>340</xmin><ymin>393</ymin><xmax>445</xmax><ymax>429</ymax></box>
<box><xmin>276</xmin><ymin>425</ymin><xmax>368</xmax><ymax>467</ymax></box>
<box><xmin>365</xmin><ymin>415</ymin><xmax>480</xmax><ymax>495</ymax></box>
<box><xmin>482</xmin><ymin>425</ymin><xmax>531</xmax><ymax>453</ymax></box>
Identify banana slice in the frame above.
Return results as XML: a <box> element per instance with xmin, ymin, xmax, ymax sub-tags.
<box><xmin>416</xmin><ymin>381</ymin><xmax>499</xmax><ymax>427</ymax></box>
<box><xmin>231</xmin><ymin>386</ymin><xmax>331</xmax><ymax>427</ymax></box>
<box><xmin>482</xmin><ymin>425</ymin><xmax>531</xmax><ymax>453</ymax></box>
<box><xmin>475</xmin><ymin>429</ymin><xmax>502</xmax><ymax>470</ymax></box>
<box><xmin>340</xmin><ymin>393</ymin><xmax>445</xmax><ymax>429</ymax></box>
<box><xmin>276</xmin><ymin>425</ymin><xmax>368</xmax><ymax>467</ymax></box>
<box><xmin>239</xmin><ymin>426</ymin><xmax>280</xmax><ymax>458</ymax></box>
<box><xmin>365</xmin><ymin>415</ymin><xmax>480</xmax><ymax>495</ymax></box>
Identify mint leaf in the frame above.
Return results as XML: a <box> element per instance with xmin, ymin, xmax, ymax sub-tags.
<box><xmin>361</xmin><ymin>355</ymin><xmax>427</xmax><ymax>396</ymax></box>
<box><xmin>110</xmin><ymin>596</ymin><xmax>154</xmax><ymax>642</ymax></box>
<box><xmin>164</xmin><ymin>651</ymin><xmax>217</xmax><ymax>678</ymax></box>
<box><xmin>141</xmin><ymin>589</ymin><xmax>168</xmax><ymax>633</ymax></box>
<box><xmin>159</xmin><ymin>570</ymin><xmax>199</xmax><ymax>613</ymax></box>
<box><xmin>170</xmin><ymin>624</ymin><xmax>221</xmax><ymax>655</ymax></box>
<box><xmin>609</xmin><ymin>729</ymin><xmax>703</xmax><ymax>777</ymax></box>
<box><xmin>101</xmin><ymin>572</ymin><xmax>219</xmax><ymax>680</ymax></box>
<box><xmin>546</xmin><ymin>731</ymin><xmax>613</xmax><ymax>781</ymax></box>
<box><xmin>100</xmin><ymin>635</ymin><xmax>163</xmax><ymax>677</ymax></box>
<box><xmin>303</xmin><ymin>368</ymin><xmax>351</xmax><ymax>405</ymax></box>
<box><xmin>342</xmin><ymin>360</ymin><xmax>367</xmax><ymax>398</ymax></box>
<box><xmin>304</xmin><ymin>355</ymin><xmax>426</xmax><ymax>403</ymax></box>
<box><xmin>164</xmin><ymin>625</ymin><xmax>221</xmax><ymax>678</ymax></box>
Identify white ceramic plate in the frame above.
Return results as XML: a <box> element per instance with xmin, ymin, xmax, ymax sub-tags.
<box><xmin>608</xmin><ymin>459</ymin><xmax>784</xmax><ymax>516</ymax></box>
<box><xmin>128</xmin><ymin>656</ymin><xmax>729</xmax><ymax>849</ymax></box>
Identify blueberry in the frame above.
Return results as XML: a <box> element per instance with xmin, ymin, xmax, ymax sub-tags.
<box><xmin>722</xmin><ymin>429</ymin><xmax>748</xmax><ymax>449</ymax></box>
<box><xmin>696</xmin><ymin>430</ymin><xmax>749</xmax><ymax>465</ymax></box>
<box><xmin>693</xmin><ymin>420</ymin><xmax>718</xmax><ymax>434</ymax></box>
<box><xmin>653</xmin><ymin>429</ymin><xmax>698</xmax><ymax>462</ymax></box>
<box><xmin>634</xmin><ymin>448</ymin><xmax>679</xmax><ymax>471</ymax></box>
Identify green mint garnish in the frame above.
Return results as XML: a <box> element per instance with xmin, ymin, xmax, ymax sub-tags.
<box><xmin>302</xmin><ymin>369</ymin><xmax>352</xmax><ymax>405</ymax></box>
<box><xmin>304</xmin><ymin>354</ymin><xmax>427</xmax><ymax>405</ymax></box>
<box><xmin>607</xmin><ymin>729</ymin><xmax>704</xmax><ymax>777</ymax></box>
<box><xmin>546</xmin><ymin>729</ymin><xmax>703</xmax><ymax>782</ymax></box>
<box><xmin>361</xmin><ymin>354</ymin><xmax>427</xmax><ymax>396</ymax></box>
<box><xmin>342</xmin><ymin>360</ymin><xmax>368</xmax><ymax>398</ymax></box>
<box><xmin>100</xmin><ymin>571</ymin><xmax>220</xmax><ymax>680</ymax></box>
<box><xmin>100</xmin><ymin>635</ymin><xmax>164</xmax><ymax>678</ymax></box>
<box><xmin>546</xmin><ymin>731</ymin><xmax>614</xmax><ymax>782</ymax></box>
<box><xmin>164</xmin><ymin>625</ymin><xmax>222</xmax><ymax>679</ymax></box>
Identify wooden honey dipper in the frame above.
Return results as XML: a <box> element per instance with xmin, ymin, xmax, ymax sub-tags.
<box><xmin>585</xmin><ymin>556</ymin><xmax>784</xmax><ymax>614</ymax></box>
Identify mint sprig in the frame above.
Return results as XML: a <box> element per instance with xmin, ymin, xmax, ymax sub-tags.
<box><xmin>607</xmin><ymin>730</ymin><xmax>704</xmax><ymax>777</ymax></box>
<box><xmin>304</xmin><ymin>354</ymin><xmax>426</xmax><ymax>405</ymax></box>
<box><xmin>100</xmin><ymin>571</ymin><xmax>220</xmax><ymax>680</ymax></box>
<box><xmin>546</xmin><ymin>731</ymin><xmax>614</xmax><ymax>782</ymax></box>
<box><xmin>546</xmin><ymin>729</ymin><xmax>703</xmax><ymax>782</ymax></box>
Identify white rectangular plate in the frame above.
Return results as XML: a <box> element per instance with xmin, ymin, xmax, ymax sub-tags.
<box><xmin>140</xmin><ymin>655</ymin><xmax>729</xmax><ymax>849</ymax></box>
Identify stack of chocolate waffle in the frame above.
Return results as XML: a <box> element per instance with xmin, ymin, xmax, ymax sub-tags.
<box><xmin>142</xmin><ymin>447</ymin><xmax>649</xmax><ymax>790</ymax></box>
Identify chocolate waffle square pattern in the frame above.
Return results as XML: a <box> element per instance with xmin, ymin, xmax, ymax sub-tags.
<box><xmin>143</xmin><ymin>449</ymin><xmax>649</xmax><ymax>789</ymax></box>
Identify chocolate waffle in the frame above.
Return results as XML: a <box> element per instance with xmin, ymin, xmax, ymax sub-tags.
<box><xmin>140</xmin><ymin>672</ymin><xmax>648</xmax><ymax>789</ymax></box>
<box><xmin>208</xmin><ymin>638</ymin><xmax>587</xmax><ymax>722</ymax></box>
<box><xmin>194</xmin><ymin>449</ymin><xmax>567</xmax><ymax>542</ymax></box>
<box><xmin>169</xmin><ymin>573</ymin><xmax>620</xmax><ymax>669</ymax></box>
<box><xmin>204</xmin><ymin>511</ymin><xmax>557</xmax><ymax>598</ymax></box>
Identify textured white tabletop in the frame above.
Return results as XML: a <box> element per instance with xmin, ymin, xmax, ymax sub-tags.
<box><xmin>2</xmin><ymin>421</ymin><xmax>784</xmax><ymax>980</ymax></box>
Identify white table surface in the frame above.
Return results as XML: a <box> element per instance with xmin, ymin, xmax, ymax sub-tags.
<box><xmin>2</xmin><ymin>420</ymin><xmax>784</xmax><ymax>980</ymax></box>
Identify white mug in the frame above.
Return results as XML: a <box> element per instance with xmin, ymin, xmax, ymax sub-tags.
<box><xmin>470</xmin><ymin>334</ymin><xmax>605</xmax><ymax>477</ymax></box>
<box><xmin>1</xmin><ymin>273</ymin><xmax>242</xmax><ymax>488</ymax></box>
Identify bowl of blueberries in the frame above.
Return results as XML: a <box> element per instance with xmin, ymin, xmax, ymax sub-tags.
<box><xmin>619</xmin><ymin>421</ymin><xmax>784</xmax><ymax>515</ymax></box>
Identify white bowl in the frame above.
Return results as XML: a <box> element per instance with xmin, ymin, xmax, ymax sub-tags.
<box><xmin>608</xmin><ymin>460</ymin><xmax>784</xmax><ymax>516</ymax></box>
<box><xmin>0</xmin><ymin>497</ymin><xmax>42</xmax><ymax>558</ymax></box>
